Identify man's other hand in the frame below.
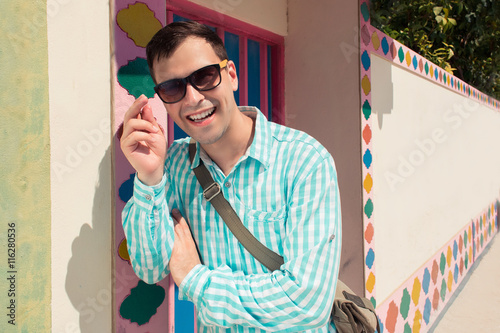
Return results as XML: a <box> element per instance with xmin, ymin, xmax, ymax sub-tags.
<box><xmin>170</xmin><ymin>209</ymin><xmax>202</xmax><ymax>287</ymax></box>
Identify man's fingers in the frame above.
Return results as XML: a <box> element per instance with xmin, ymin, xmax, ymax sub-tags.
<box><xmin>141</xmin><ymin>103</ymin><xmax>156</xmax><ymax>123</ymax></box>
<box><xmin>123</xmin><ymin>95</ymin><xmax>148</xmax><ymax>123</ymax></box>
<box><xmin>171</xmin><ymin>209</ymin><xmax>183</xmax><ymax>223</ymax></box>
<box><xmin>120</xmin><ymin>130</ymin><xmax>157</xmax><ymax>150</ymax></box>
<box><xmin>121</xmin><ymin>118</ymin><xmax>159</xmax><ymax>142</ymax></box>
<box><xmin>172</xmin><ymin>209</ymin><xmax>193</xmax><ymax>238</ymax></box>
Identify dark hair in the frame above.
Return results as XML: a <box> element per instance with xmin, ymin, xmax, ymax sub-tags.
<box><xmin>146</xmin><ymin>21</ymin><xmax>228</xmax><ymax>77</ymax></box>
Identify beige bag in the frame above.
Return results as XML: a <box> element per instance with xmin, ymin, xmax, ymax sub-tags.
<box><xmin>331</xmin><ymin>280</ymin><xmax>380</xmax><ymax>333</ymax></box>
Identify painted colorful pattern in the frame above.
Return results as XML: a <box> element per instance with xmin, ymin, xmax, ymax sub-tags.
<box><xmin>375</xmin><ymin>203</ymin><xmax>498</xmax><ymax>332</ymax></box>
<box><xmin>360</xmin><ymin>0</ymin><xmax>377</xmax><ymax>310</ymax></box>
<box><xmin>359</xmin><ymin>0</ymin><xmax>500</xmax><ymax>331</ymax></box>
<box><xmin>112</xmin><ymin>1</ymin><xmax>174</xmax><ymax>332</ymax></box>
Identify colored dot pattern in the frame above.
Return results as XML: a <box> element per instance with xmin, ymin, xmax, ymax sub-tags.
<box><xmin>358</xmin><ymin>1</ymin><xmax>500</xmax><ymax>332</ymax></box>
<box><xmin>374</xmin><ymin>205</ymin><xmax>498</xmax><ymax>332</ymax></box>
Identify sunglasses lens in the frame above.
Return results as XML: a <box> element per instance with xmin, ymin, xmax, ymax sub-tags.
<box><xmin>155</xmin><ymin>63</ymin><xmax>223</xmax><ymax>103</ymax></box>
<box><xmin>157</xmin><ymin>79</ymin><xmax>186</xmax><ymax>103</ymax></box>
<box><xmin>191</xmin><ymin>66</ymin><xmax>220</xmax><ymax>90</ymax></box>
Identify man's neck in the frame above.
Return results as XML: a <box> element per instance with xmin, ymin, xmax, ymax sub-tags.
<box><xmin>201</xmin><ymin>111</ymin><xmax>255</xmax><ymax>176</ymax></box>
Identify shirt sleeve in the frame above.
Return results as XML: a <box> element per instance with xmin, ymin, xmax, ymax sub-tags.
<box><xmin>121</xmin><ymin>171</ymin><xmax>176</xmax><ymax>284</ymax></box>
<box><xmin>178</xmin><ymin>155</ymin><xmax>342</xmax><ymax>331</ymax></box>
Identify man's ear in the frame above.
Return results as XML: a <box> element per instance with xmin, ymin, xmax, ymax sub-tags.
<box><xmin>226</xmin><ymin>60</ymin><xmax>238</xmax><ymax>92</ymax></box>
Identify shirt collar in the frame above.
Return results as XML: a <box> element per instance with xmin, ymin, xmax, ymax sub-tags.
<box><xmin>189</xmin><ymin>106</ymin><xmax>271</xmax><ymax>170</ymax></box>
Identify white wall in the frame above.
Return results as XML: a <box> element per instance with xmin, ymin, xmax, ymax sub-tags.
<box><xmin>371</xmin><ymin>54</ymin><xmax>500</xmax><ymax>303</ymax></box>
<box><xmin>188</xmin><ymin>0</ymin><xmax>287</xmax><ymax>35</ymax></box>
<box><xmin>48</xmin><ymin>1</ymin><xmax>112</xmax><ymax>332</ymax></box>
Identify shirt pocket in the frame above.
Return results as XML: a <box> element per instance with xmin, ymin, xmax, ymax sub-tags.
<box><xmin>233</xmin><ymin>198</ymin><xmax>287</xmax><ymax>256</ymax></box>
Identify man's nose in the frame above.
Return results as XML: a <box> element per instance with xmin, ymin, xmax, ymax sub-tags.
<box><xmin>183</xmin><ymin>83</ymin><xmax>205</xmax><ymax>105</ymax></box>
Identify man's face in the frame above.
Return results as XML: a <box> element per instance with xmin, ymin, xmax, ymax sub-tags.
<box><xmin>152</xmin><ymin>37</ymin><xmax>239</xmax><ymax>145</ymax></box>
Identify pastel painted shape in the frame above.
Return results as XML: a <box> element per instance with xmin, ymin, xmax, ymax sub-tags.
<box><xmin>365</xmin><ymin>222</ymin><xmax>374</xmax><ymax>243</ymax></box>
<box><xmin>381</xmin><ymin>37</ymin><xmax>389</xmax><ymax>55</ymax></box>
<box><xmin>385</xmin><ymin>301</ymin><xmax>398</xmax><ymax>333</ymax></box>
<box><xmin>422</xmin><ymin>268</ymin><xmax>430</xmax><ymax>295</ymax></box>
<box><xmin>120</xmin><ymin>280</ymin><xmax>166</xmax><ymax>325</ymax></box>
<box><xmin>413</xmin><ymin>309</ymin><xmax>422</xmax><ymax>333</ymax></box>
<box><xmin>362</xmin><ymin>100</ymin><xmax>372</xmax><ymax>120</ymax></box>
<box><xmin>372</xmin><ymin>31</ymin><xmax>381</xmax><ymax>50</ymax></box>
<box><xmin>412</xmin><ymin>55</ymin><xmax>418</xmax><ymax>70</ymax></box>
<box><xmin>447</xmin><ymin>271</ymin><xmax>453</xmax><ymax>292</ymax></box>
<box><xmin>431</xmin><ymin>260</ymin><xmax>439</xmax><ymax>284</ymax></box>
<box><xmin>400</xmin><ymin>288</ymin><xmax>411</xmax><ymax>319</ymax></box>
<box><xmin>363</xmin><ymin>149</ymin><xmax>372</xmax><ymax>169</ymax></box>
<box><xmin>363</xmin><ymin>172</ymin><xmax>373</xmax><ymax>194</ymax></box>
<box><xmin>432</xmin><ymin>287</ymin><xmax>440</xmax><ymax>310</ymax></box>
<box><xmin>363</xmin><ymin>124</ymin><xmax>372</xmax><ymax>145</ymax></box>
<box><xmin>118</xmin><ymin>238</ymin><xmax>130</xmax><ymax>262</ymax></box>
<box><xmin>362</xmin><ymin>75</ymin><xmax>371</xmax><ymax>95</ymax></box>
<box><xmin>390</xmin><ymin>42</ymin><xmax>397</xmax><ymax>59</ymax></box>
<box><xmin>117</xmin><ymin>58</ymin><xmax>156</xmax><ymax>99</ymax></box>
<box><xmin>366</xmin><ymin>248</ymin><xmax>375</xmax><ymax>269</ymax></box>
<box><xmin>366</xmin><ymin>272</ymin><xmax>376</xmax><ymax>293</ymax></box>
<box><xmin>361</xmin><ymin>50</ymin><xmax>371</xmax><ymax>71</ymax></box>
<box><xmin>405</xmin><ymin>51</ymin><xmax>411</xmax><ymax>67</ymax></box>
<box><xmin>360</xmin><ymin>2</ymin><xmax>370</xmax><ymax>22</ymax></box>
<box><xmin>398</xmin><ymin>47</ymin><xmax>405</xmax><ymax>63</ymax></box>
<box><xmin>361</xmin><ymin>25</ymin><xmax>371</xmax><ymax>46</ymax></box>
<box><xmin>446</xmin><ymin>246</ymin><xmax>452</xmax><ymax>267</ymax></box>
<box><xmin>440</xmin><ymin>278</ymin><xmax>447</xmax><ymax>301</ymax></box>
<box><xmin>439</xmin><ymin>253</ymin><xmax>446</xmax><ymax>275</ymax></box>
<box><xmin>423</xmin><ymin>298</ymin><xmax>432</xmax><ymax>324</ymax></box>
<box><xmin>364</xmin><ymin>198</ymin><xmax>374</xmax><ymax>219</ymax></box>
<box><xmin>116</xmin><ymin>3</ymin><xmax>163</xmax><ymax>48</ymax></box>
<box><xmin>119</xmin><ymin>173</ymin><xmax>136</xmax><ymax>203</ymax></box>
<box><xmin>411</xmin><ymin>277</ymin><xmax>421</xmax><ymax>306</ymax></box>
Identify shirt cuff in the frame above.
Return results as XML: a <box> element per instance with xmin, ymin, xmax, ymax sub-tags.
<box><xmin>178</xmin><ymin>264</ymin><xmax>210</xmax><ymax>307</ymax></box>
<box><xmin>133</xmin><ymin>172</ymin><xmax>167</xmax><ymax>210</ymax></box>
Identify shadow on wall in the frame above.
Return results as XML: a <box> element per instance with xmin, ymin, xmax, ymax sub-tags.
<box><xmin>371</xmin><ymin>55</ymin><xmax>394</xmax><ymax>129</ymax></box>
<box><xmin>65</xmin><ymin>146</ymin><xmax>114</xmax><ymax>332</ymax></box>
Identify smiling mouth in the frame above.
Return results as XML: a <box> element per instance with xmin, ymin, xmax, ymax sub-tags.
<box><xmin>188</xmin><ymin>107</ymin><xmax>215</xmax><ymax>122</ymax></box>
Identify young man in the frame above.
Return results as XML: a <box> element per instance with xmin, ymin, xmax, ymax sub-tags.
<box><xmin>121</xmin><ymin>21</ymin><xmax>341</xmax><ymax>332</ymax></box>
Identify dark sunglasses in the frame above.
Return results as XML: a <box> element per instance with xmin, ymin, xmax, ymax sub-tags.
<box><xmin>154</xmin><ymin>59</ymin><xmax>228</xmax><ymax>104</ymax></box>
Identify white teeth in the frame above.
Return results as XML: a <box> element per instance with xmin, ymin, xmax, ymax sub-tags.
<box><xmin>189</xmin><ymin>108</ymin><xmax>215</xmax><ymax>121</ymax></box>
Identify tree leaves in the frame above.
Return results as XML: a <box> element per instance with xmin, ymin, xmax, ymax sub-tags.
<box><xmin>371</xmin><ymin>0</ymin><xmax>500</xmax><ymax>99</ymax></box>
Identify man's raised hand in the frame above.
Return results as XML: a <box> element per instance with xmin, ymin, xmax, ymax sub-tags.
<box><xmin>120</xmin><ymin>95</ymin><xmax>167</xmax><ymax>186</ymax></box>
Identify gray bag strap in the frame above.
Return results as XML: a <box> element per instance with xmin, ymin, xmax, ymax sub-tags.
<box><xmin>188</xmin><ymin>139</ymin><xmax>284</xmax><ymax>272</ymax></box>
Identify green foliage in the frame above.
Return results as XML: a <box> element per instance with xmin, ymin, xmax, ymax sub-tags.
<box><xmin>371</xmin><ymin>0</ymin><xmax>500</xmax><ymax>100</ymax></box>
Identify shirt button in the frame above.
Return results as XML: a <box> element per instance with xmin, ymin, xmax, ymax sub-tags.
<box><xmin>329</xmin><ymin>234</ymin><xmax>336</xmax><ymax>242</ymax></box>
<box><xmin>145</xmin><ymin>194</ymin><xmax>152</xmax><ymax>201</ymax></box>
<box><xmin>224</xmin><ymin>182</ymin><xmax>231</xmax><ymax>188</ymax></box>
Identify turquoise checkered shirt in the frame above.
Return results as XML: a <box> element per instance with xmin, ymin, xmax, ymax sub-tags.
<box><xmin>122</xmin><ymin>107</ymin><xmax>342</xmax><ymax>332</ymax></box>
